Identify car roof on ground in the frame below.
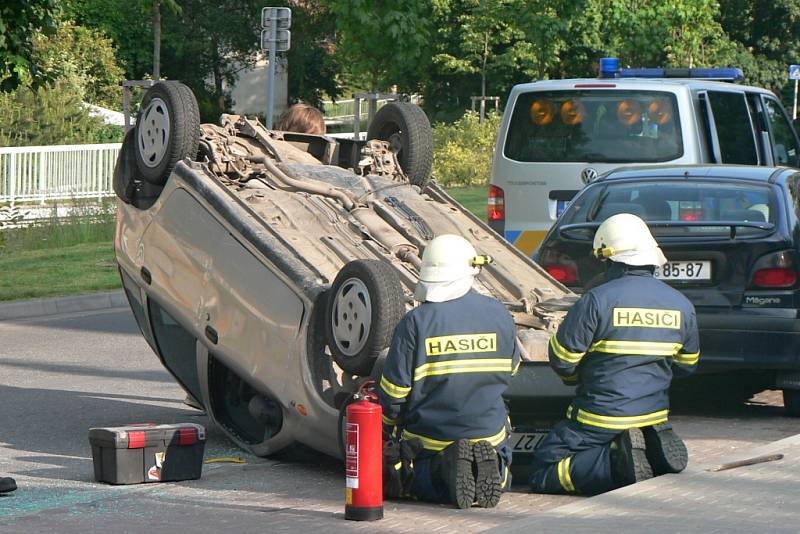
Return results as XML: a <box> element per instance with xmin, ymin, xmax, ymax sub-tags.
<box><xmin>598</xmin><ymin>164</ymin><xmax>796</xmax><ymax>184</ymax></box>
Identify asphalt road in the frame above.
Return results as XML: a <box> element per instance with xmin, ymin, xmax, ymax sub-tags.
<box><xmin>0</xmin><ymin>307</ymin><xmax>796</xmax><ymax>533</ymax></box>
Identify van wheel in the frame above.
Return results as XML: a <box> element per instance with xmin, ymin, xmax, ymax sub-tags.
<box><xmin>326</xmin><ymin>260</ymin><xmax>405</xmax><ymax>376</ymax></box>
<box><xmin>367</xmin><ymin>102</ymin><xmax>433</xmax><ymax>188</ymax></box>
<box><xmin>783</xmin><ymin>389</ymin><xmax>800</xmax><ymax>417</ymax></box>
<box><xmin>135</xmin><ymin>81</ymin><xmax>200</xmax><ymax>185</ymax></box>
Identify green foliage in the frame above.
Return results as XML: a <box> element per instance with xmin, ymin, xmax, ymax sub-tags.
<box><xmin>325</xmin><ymin>0</ymin><xmax>433</xmax><ymax>92</ymax></box>
<box><xmin>432</xmin><ymin>111</ymin><xmax>501</xmax><ymax>187</ymax></box>
<box><xmin>32</xmin><ymin>21</ymin><xmax>125</xmax><ymax>109</ymax></box>
<box><xmin>0</xmin><ymin>80</ymin><xmax>122</xmax><ymax>146</ymax></box>
<box><xmin>0</xmin><ymin>0</ymin><xmax>60</xmax><ymax>91</ymax></box>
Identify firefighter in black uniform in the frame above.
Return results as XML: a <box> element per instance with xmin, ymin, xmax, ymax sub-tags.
<box><xmin>529</xmin><ymin>213</ymin><xmax>700</xmax><ymax>495</ymax></box>
<box><xmin>376</xmin><ymin>234</ymin><xmax>521</xmax><ymax>509</ymax></box>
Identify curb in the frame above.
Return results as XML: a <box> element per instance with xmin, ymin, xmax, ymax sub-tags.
<box><xmin>0</xmin><ymin>290</ymin><xmax>127</xmax><ymax>321</ymax></box>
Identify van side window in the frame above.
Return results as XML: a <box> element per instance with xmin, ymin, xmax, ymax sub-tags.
<box><xmin>762</xmin><ymin>97</ymin><xmax>800</xmax><ymax>167</ymax></box>
<box><xmin>707</xmin><ymin>91</ymin><xmax>758</xmax><ymax>165</ymax></box>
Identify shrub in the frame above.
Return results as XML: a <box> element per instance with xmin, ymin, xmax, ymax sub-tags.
<box><xmin>0</xmin><ymin>80</ymin><xmax>123</xmax><ymax>146</ymax></box>
<box><xmin>432</xmin><ymin>110</ymin><xmax>501</xmax><ymax>187</ymax></box>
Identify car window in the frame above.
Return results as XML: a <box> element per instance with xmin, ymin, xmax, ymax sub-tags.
<box><xmin>148</xmin><ymin>299</ymin><xmax>203</xmax><ymax>400</ymax></box>
<box><xmin>568</xmin><ymin>180</ymin><xmax>775</xmax><ymax>237</ymax></box>
<box><xmin>707</xmin><ymin>91</ymin><xmax>758</xmax><ymax>165</ymax></box>
<box><xmin>762</xmin><ymin>97</ymin><xmax>800</xmax><ymax>166</ymax></box>
<box><xmin>503</xmin><ymin>90</ymin><xmax>683</xmax><ymax>163</ymax></box>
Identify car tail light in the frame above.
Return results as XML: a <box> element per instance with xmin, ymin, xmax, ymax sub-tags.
<box><xmin>679</xmin><ymin>207</ymin><xmax>704</xmax><ymax>221</ymax></box>
<box><xmin>539</xmin><ymin>248</ymin><xmax>579</xmax><ymax>285</ymax></box>
<box><xmin>488</xmin><ymin>185</ymin><xmax>505</xmax><ymax>222</ymax></box>
<box><xmin>750</xmin><ymin>251</ymin><xmax>797</xmax><ymax>289</ymax></box>
<box><xmin>546</xmin><ymin>265</ymin><xmax>578</xmax><ymax>284</ymax></box>
<box><xmin>753</xmin><ymin>268</ymin><xmax>796</xmax><ymax>288</ymax></box>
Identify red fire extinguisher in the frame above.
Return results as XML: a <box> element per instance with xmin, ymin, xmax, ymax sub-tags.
<box><xmin>344</xmin><ymin>390</ymin><xmax>383</xmax><ymax>521</ymax></box>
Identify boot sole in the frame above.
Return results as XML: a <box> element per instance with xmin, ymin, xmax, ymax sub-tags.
<box><xmin>629</xmin><ymin>428</ymin><xmax>654</xmax><ymax>482</ymax></box>
<box><xmin>612</xmin><ymin>429</ymin><xmax>653</xmax><ymax>487</ymax></box>
<box><xmin>643</xmin><ymin>423</ymin><xmax>688</xmax><ymax>475</ymax></box>
<box><xmin>448</xmin><ymin>440</ymin><xmax>475</xmax><ymax>509</ymax></box>
<box><xmin>473</xmin><ymin>441</ymin><xmax>501</xmax><ymax>508</ymax></box>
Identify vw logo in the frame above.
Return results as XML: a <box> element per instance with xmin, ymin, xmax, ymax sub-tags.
<box><xmin>580</xmin><ymin>167</ymin><xmax>598</xmax><ymax>184</ymax></box>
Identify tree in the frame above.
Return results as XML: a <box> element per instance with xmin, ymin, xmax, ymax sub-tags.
<box><xmin>149</xmin><ymin>0</ymin><xmax>181</xmax><ymax>80</ymax></box>
<box><xmin>0</xmin><ymin>0</ymin><xmax>59</xmax><ymax>91</ymax></box>
<box><xmin>32</xmin><ymin>21</ymin><xmax>125</xmax><ymax>109</ymax></box>
<box><xmin>325</xmin><ymin>0</ymin><xmax>433</xmax><ymax>92</ymax></box>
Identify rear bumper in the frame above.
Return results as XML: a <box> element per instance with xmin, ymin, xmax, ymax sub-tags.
<box><xmin>697</xmin><ymin>307</ymin><xmax>800</xmax><ymax>371</ymax></box>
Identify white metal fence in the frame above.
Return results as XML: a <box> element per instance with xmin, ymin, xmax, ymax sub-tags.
<box><xmin>0</xmin><ymin>143</ymin><xmax>121</xmax><ymax>206</ymax></box>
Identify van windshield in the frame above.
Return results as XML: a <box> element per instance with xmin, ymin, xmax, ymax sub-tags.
<box><xmin>504</xmin><ymin>90</ymin><xmax>683</xmax><ymax>163</ymax></box>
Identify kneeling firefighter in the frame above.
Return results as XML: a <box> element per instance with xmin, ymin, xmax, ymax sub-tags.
<box><xmin>376</xmin><ymin>234</ymin><xmax>521</xmax><ymax>508</ymax></box>
<box><xmin>529</xmin><ymin>213</ymin><xmax>700</xmax><ymax>495</ymax></box>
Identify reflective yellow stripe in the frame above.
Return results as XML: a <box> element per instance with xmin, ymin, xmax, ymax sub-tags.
<box><xmin>576</xmin><ymin>408</ymin><xmax>669</xmax><ymax>430</ymax></box>
<box><xmin>590</xmin><ymin>339</ymin><xmax>682</xmax><ymax>356</ymax></box>
<box><xmin>394</xmin><ymin>461</ymin><xmax>402</xmax><ymax>471</ymax></box>
<box><xmin>558</xmin><ymin>456</ymin><xmax>576</xmax><ymax>493</ymax></box>
<box><xmin>382</xmin><ymin>415</ymin><xmax>398</xmax><ymax>425</ymax></box>
<box><xmin>380</xmin><ymin>376</ymin><xmax>411</xmax><ymax>399</ymax></box>
<box><xmin>566</xmin><ymin>405</ymin><xmax>573</xmax><ymax>418</ymax></box>
<box><xmin>550</xmin><ymin>335</ymin><xmax>585</xmax><ymax>364</ymax></box>
<box><xmin>561</xmin><ymin>372</ymin><xmax>579</xmax><ymax>383</ymax></box>
<box><xmin>501</xmin><ymin>465</ymin><xmax>510</xmax><ymax>489</ymax></box>
<box><xmin>674</xmin><ymin>351</ymin><xmax>700</xmax><ymax>365</ymax></box>
<box><xmin>414</xmin><ymin>358</ymin><xmax>513</xmax><ymax>381</ymax></box>
<box><xmin>512</xmin><ymin>358</ymin><xmax>521</xmax><ymax>376</ymax></box>
<box><xmin>401</xmin><ymin>427</ymin><xmax>507</xmax><ymax>451</ymax></box>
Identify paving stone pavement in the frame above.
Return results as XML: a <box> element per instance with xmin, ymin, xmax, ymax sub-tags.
<box><xmin>492</xmin><ymin>432</ymin><xmax>800</xmax><ymax>534</ymax></box>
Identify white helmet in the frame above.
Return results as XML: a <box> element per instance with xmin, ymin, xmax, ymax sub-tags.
<box><xmin>416</xmin><ymin>235</ymin><xmax>490</xmax><ymax>302</ymax></box>
<box><xmin>592</xmin><ymin>213</ymin><xmax>667</xmax><ymax>267</ymax></box>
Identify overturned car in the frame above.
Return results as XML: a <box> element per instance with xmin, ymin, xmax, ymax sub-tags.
<box><xmin>114</xmin><ymin>81</ymin><xmax>574</xmax><ymax>460</ymax></box>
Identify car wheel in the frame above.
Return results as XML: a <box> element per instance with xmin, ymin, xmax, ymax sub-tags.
<box><xmin>135</xmin><ymin>81</ymin><xmax>200</xmax><ymax>185</ymax></box>
<box><xmin>113</xmin><ymin>129</ymin><xmax>138</xmax><ymax>204</ymax></box>
<box><xmin>367</xmin><ymin>102</ymin><xmax>433</xmax><ymax>188</ymax></box>
<box><xmin>326</xmin><ymin>260</ymin><xmax>405</xmax><ymax>376</ymax></box>
<box><xmin>783</xmin><ymin>389</ymin><xmax>800</xmax><ymax>417</ymax></box>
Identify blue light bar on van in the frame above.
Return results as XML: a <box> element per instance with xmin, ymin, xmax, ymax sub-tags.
<box><xmin>598</xmin><ymin>57</ymin><xmax>744</xmax><ymax>82</ymax></box>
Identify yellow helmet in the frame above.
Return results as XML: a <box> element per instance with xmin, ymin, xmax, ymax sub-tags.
<box><xmin>592</xmin><ymin>213</ymin><xmax>667</xmax><ymax>267</ymax></box>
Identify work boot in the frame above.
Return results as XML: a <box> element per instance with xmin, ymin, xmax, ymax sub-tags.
<box><xmin>383</xmin><ymin>439</ymin><xmax>403</xmax><ymax>499</ymax></box>
<box><xmin>610</xmin><ymin>428</ymin><xmax>653</xmax><ymax>488</ymax></box>
<box><xmin>0</xmin><ymin>477</ymin><xmax>16</xmax><ymax>494</ymax></box>
<box><xmin>642</xmin><ymin>423</ymin><xmax>688</xmax><ymax>475</ymax></box>
<box><xmin>441</xmin><ymin>439</ymin><xmax>475</xmax><ymax>509</ymax></box>
<box><xmin>473</xmin><ymin>440</ymin><xmax>502</xmax><ymax>508</ymax></box>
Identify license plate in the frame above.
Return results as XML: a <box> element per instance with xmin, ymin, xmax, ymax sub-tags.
<box><xmin>654</xmin><ymin>261</ymin><xmax>711</xmax><ymax>281</ymax></box>
<box><xmin>510</xmin><ymin>431</ymin><xmax>548</xmax><ymax>453</ymax></box>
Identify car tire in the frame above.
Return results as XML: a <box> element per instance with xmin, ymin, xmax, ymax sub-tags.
<box><xmin>367</xmin><ymin>102</ymin><xmax>433</xmax><ymax>188</ymax></box>
<box><xmin>113</xmin><ymin>129</ymin><xmax>138</xmax><ymax>204</ymax></box>
<box><xmin>783</xmin><ymin>389</ymin><xmax>800</xmax><ymax>417</ymax></box>
<box><xmin>134</xmin><ymin>81</ymin><xmax>200</xmax><ymax>185</ymax></box>
<box><xmin>326</xmin><ymin>259</ymin><xmax>405</xmax><ymax>376</ymax></box>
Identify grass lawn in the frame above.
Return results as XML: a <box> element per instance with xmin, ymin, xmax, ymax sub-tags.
<box><xmin>445</xmin><ymin>185</ymin><xmax>487</xmax><ymax>219</ymax></box>
<box><xmin>0</xmin><ymin>242</ymin><xmax>119</xmax><ymax>301</ymax></box>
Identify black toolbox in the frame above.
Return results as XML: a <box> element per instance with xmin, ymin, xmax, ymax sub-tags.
<box><xmin>89</xmin><ymin>423</ymin><xmax>206</xmax><ymax>484</ymax></box>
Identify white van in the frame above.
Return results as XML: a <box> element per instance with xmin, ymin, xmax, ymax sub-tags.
<box><xmin>488</xmin><ymin>60</ymin><xmax>800</xmax><ymax>256</ymax></box>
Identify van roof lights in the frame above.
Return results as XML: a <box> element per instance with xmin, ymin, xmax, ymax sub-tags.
<box><xmin>598</xmin><ymin>57</ymin><xmax>744</xmax><ymax>82</ymax></box>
